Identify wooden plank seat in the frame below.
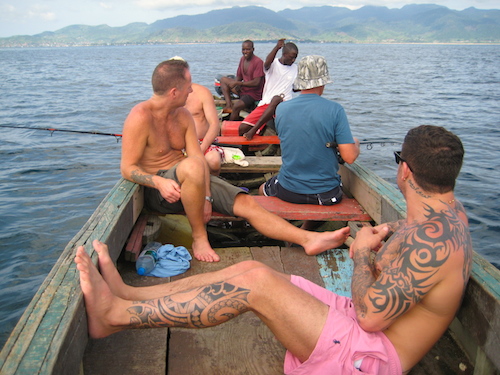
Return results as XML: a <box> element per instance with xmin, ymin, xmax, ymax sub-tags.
<box><xmin>220</xmin><ymin>120</ymin><xmax>242</xmax><ymax>136</ymax></box>
<box><xmin>221</xmin><ymin>156</ymin><xmax>282</xmax><ymax>173</ymax></box>
<box><xmin>214</xmin><ymin>120</ymin><xmax>280</xmax><ymax>146</ymax></box>
<box><xmin>210</xmin><ymin>196</ymin><xmax>372</xmax><ymax>222</ymax></box>
<box><xmin>214</xmin><ymin>135</ymin><xmax>280</xmax><ymax>146</ymax></box>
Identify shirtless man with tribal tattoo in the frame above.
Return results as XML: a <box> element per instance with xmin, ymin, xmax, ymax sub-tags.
<box><xmin>76</xmin><ymin>125</ymin><xmax>472</xmax><ymax>374</ymax></box>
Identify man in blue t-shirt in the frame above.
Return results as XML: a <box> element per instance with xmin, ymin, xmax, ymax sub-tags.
<box><xmin>260</xmin><ymin>55</ymin><xmax>360</xmax><ymax>229</ymax></box>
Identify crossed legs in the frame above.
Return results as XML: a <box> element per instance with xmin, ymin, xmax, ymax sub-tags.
<box><xmin>76</xmin><ymin>240</ymin><xmax>329</xmax><ymax>363</ymax></box>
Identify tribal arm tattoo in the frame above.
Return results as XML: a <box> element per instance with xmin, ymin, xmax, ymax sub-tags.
<box><xmin>130</xmin><ymin>168</ymin><xmax>155</xmax><ymax>187</ymax></box>
<box><xmin>352</xmin><ymin>204</ymin><xmax>472</xmax><ymax>329</ymax></box>
<box><xmin>352</xmin><ymin>246</ymin><xmax>377</xmax><ymax>320</ymax></box>
<box><xmin>126</xmin><ymin>282</ymin><xmax>251</xmax><ymax>329</ymax></box>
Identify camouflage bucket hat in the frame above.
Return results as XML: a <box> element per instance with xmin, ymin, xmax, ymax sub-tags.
<box><xmin>293</xmin><ymin>55</ymin><xmax>332</xmax><ymax>91</ymax></box>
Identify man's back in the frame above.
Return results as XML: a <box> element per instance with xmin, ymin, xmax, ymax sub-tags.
<box><xmin>276</xmin><ymin>94</ymin><xmax>353</xmax><ymax>194</ymax></box>
<box><xmin>185</xmin><ymin>83</ymin><xmax>216</xmax><ymax>140</ymax></box>
<box><xmin>373</xmin><ymin>201</ymin><xmax>472</xmax><ymax>371</ymax></box>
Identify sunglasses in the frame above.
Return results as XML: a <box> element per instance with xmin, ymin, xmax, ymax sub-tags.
<box><xmin>394</xmin><ymin>151</ymin><xmax>413</xmax><ymax>172</ymax></box>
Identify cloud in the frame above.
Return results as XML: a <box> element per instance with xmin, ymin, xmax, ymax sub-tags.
<box><xmin>28</xmin><ymin>9</ymin><xmax>56</xmax><ymax>21</ymax></box>
<box><xmin>1</xmin><ymin>3</ymin><xmax>57</xmax><ymax>22</ymax></box>
<box><xmin>100</xmin><ymin>2</ymin><xmax>113</xmax><ymax>9</ymax></box>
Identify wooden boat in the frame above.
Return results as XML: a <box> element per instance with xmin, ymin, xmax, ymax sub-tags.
<box><xmin>0</xmin><ymin>160</ymin><xmax>499</xmax><ymax>375</ymax></box>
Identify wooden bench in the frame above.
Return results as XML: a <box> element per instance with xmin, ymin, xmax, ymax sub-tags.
<box><xmin>221</xmin><ymin>156</ymin><xmax>282</xmax><ymax>173</ymax></box>
<box><xmin>216</xmin><ymin>120</ymin><xmax>280</xmax><ymax>146</ymax></box>
<box><xmin>215</xmin><ymin>135</ymin><xmax>280</xmax><ymax>146</ymax></box>
<box><xmin>124</xmin><ymin>214</ymin><xmax>162</xmax><ymax>261</ymax></box>
<box><xmin>210</xmin><ymin>196</ymin><xmax>372</xmax><ymax>222</ymax></box>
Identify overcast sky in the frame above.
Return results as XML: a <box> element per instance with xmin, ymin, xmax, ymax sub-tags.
<box><xmin>1</xmin><ymin>0</ymin><xmax>499</xmax><ymax>38</ymax></box>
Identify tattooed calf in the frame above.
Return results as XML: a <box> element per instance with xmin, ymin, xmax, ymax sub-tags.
<box><xmin>127</xmin><ymin>282</ymin><xmax>250</xmax><ymax>329</ymax></box>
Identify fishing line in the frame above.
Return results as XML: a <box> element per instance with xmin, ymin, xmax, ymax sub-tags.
<box><xmin>1</xmin><ymin>124</ymin><xmax>403</xmax><ymax>148</ymax></box>
<box><xmin>326</xmin><ymin>139</ymin><xmax>402</xmax><ymax>150</ymax></box>
<box><xmin>0</xmin><ymin>124</ymin><xmax>123</xmax><ymax>142</ymax></box>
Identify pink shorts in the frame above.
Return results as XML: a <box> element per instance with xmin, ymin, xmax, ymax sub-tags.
<box><xmin>284</xmin><ymin>276</ymin><xmax>402</xmax><ymax>375</ymax></box>
<box><xmin>241</xmin><ymin>104</ymin><xmax>270</xmax><ymax>134</ymax></box>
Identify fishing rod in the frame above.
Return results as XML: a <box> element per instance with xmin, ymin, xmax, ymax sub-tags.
<box><xmin>326</xmin><ymin>139</ymin><xmax>402</xmax><ymax>150</ymax></box>
<box><xmin>0</xmin><ymin>124</ymin><xmax>123</xmax><ymax>142</ymax></box>
<box><xmin>1</xmin><ymin>124</ymin><xmax>403</xmax><ymax>148</ymax></box>
<box><xmin>326</xmin><ymin>139</ymin><xmax>402</xmax><ymax>164</ymax></box>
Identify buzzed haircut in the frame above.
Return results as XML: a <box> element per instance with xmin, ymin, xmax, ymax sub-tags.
<box><xmin>243</xmin><ymin>40</ymin><xmax>254</xmax><ymax>48</ymax></box>
<box><xmin>402</xmin><ymin>125</ymin><xmax>464</xmax><ymax>194</ymax></box>
<box><xmin>151</xmin><ymin>59</ymin><xmax>190</xmax><ymax>95</ymax></box>
<box><xmin>283</xmin><ymin>42</ymin><xmax>298</xmax><ymax>54</ymax></box>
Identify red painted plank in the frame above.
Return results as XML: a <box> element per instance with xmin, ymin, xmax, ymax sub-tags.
<box><xmin>210</xmin><ymin>196</ymin><xmax>372</xmax><ymax>222</ymax></box>
<box><xmin>214</xmin><ymin>136</ymin><xmax>280</xmax><ymax>145</ymax></box>
<box><xmin>125</xmin><ymin>214</ymin><xmax>149</xmax><ymax>261</ymax></box>
<box><xmin>220</xmin><ymin>120</ymin><xmax>241</xmax><ymax>136</ymax></box>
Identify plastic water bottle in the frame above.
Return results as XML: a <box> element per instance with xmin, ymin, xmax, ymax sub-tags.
<box><xmin>136</xmin><ymin>242</ymin><xmax>161</xmax><ymax>276</ymax></box>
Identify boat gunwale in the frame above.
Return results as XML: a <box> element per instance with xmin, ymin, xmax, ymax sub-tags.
<box><xmin>1</xmin><ymin>163</ymin><xmax>499</xmax><ymax>373</ymax></box>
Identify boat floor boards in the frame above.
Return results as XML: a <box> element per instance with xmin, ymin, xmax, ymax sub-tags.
<box><xmin>83</xmin><ymin>245</ymin><xmax>474</xmax><ymax>375</ymax></box>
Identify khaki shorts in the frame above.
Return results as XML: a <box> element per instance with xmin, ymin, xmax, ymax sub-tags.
<box><xmin>144</xmin><ymin>165</ymin><xmax>245</xmax><ymax>216</ymax></box>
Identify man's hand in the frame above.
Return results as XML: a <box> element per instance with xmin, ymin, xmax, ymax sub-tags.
<box><xmin>349</xmin><ymin>226</ymin><xmax>389</xmax><ymax>259</ymax></box>
<box><xmin>203</xmin><ymin>200</ymin><xmax>212</xmax><ymax>223</ymax></box>
<box><xmin>156</xmin><ymin>178</ymin><xmax>181</xmax><ymax>203</ymax></box>
<box><xmin>243</xmin><ymin>127</ymin><xmax>258</xmax><ymax>140</ymax></box>
<box><xmin>276</xmin><ymin>39</ymin><xmax>285</xmax><ymax>49</ymax></box>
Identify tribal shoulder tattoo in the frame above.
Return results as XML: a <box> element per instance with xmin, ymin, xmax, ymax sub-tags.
<box><xmin>353</xmin><ymin>203</ymin><xmax>472</xmax><ymax>322</ymax></box>
<box><xmin>127</xmin><ymin>282</ymin><xmax>251</xmax><ymax>329</ymax></box>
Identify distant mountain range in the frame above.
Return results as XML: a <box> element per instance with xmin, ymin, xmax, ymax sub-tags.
<box><xmin>2</xmin><ymin>4</ymin><xmax>499</xmax><ymax>47</ymax></box>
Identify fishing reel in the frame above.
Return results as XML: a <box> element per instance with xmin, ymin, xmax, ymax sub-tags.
<box><xmin>325</xmin><ymin>142</ymin><xmax>345</xmax><ymax>165</ymax></box>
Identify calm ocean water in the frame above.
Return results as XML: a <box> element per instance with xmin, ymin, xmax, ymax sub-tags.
<box><xmin>0</xmin><ymin>43</ymin><xmax>499</xmax><ymax>348</ymax></box>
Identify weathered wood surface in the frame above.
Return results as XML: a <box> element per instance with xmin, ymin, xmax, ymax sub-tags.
<box><xmin>456</xmin><ymin>254</ymin><xmax>500</xmax><ymax>373</ymax></box>
<box><xmin>0</xmin><ymin>179</ymin><xmax>143</xmax><ymax>375</ymax></box>
<box><xmin>167</xmin><ymin>246</ymin><xmax>328</xmax><ymax>375</ymax></box>
<box><xmin>221</xmin><ymin>155</ymin><xmax>282</xmax><ymax>173</ymax></box>
<box><xmin>83</xmin><ymin>260</ymin><xmax>172</xmax><ymax>375</ymax></box>
<box><xmin>339</xmin><ymin>162</ymin><xmax>406</xmax><ymax>224</ymax></box>
<box><xmin>3</xmin><ymin>159</ymin><xmax>500</xmax><ymax>375</ymax></box>
<box><xmin>254</xmin><ymin>196</ymin><xmax>371</xmax><ymax>221</ymax></box>
<box><xmin>84</xmin><ymin>244</ymin><xmax>477</xmax><ymax>375</ymax></box>
<box><xmin>208</xmin><ymin>195</ymin><xmax>371</xmax><ymax>222</ymax></box>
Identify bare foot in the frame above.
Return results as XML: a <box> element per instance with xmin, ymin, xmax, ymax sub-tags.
<box><xmin>74</xmin><ymin>246</ymin><xmax>127</xmax><ymax>338</ymax></box>
<box><xmin>192</xmin><ymin>238</ymin><xmax>220</xmax><ymax>262</ymax></box>
<box><xmin>92</xmin><ymin>239</ymin><xmax>134</xmax><ymax>300</ymax></box>
<box><xmin>302</xmin><ymin>227</ymin><xmax>351</xmax><ymax>256</ymax></box>
<box><xmin>243</xmin><ymin>131</ymin><xmax>255</xmax><ymax>140</ymax></box>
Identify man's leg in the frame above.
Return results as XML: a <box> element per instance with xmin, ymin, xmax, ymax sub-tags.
<box><xmin>243</xmin><ymin>96</ymin><xmax>283</xmax><ymax>140</ymax></box>
<box><xmin>238</xmin><ymin>122</ymin><xmax>253</xmax><ymax>136</ymax></box>
<box><xmin>75</xmin><ymin>244</ymin><xmax>328</xmax><ymax>363</ymax></box>
<box><xmin>92</xmin><ymin>240</ymin><xmax>264</xmax><ymax>301</ymax></box>
<box><xmin>233</xmin><ymin>194</ymin><xmax>350</xmax><ymax>255</ymax></box>
<box><xmin>229</xmin><ymin>99</ymin><xmax>246</xmax><ymax>121</ymax></box>
<box><xmin>175</xmin><ymin>156</ymin><xmax>220</xmax><ymax>262</ymax></box>
<box><xmin>219</xmin><ymin>76</ymin><xmax>236</xmax><ymax>113</ymax></box>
